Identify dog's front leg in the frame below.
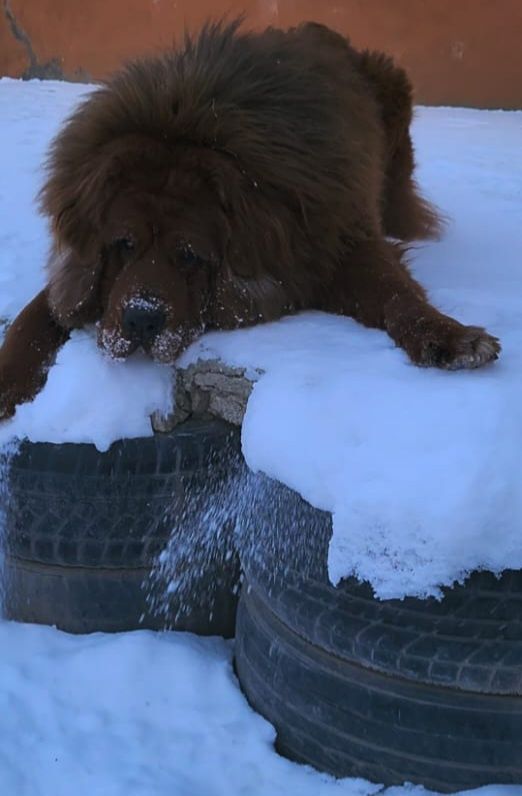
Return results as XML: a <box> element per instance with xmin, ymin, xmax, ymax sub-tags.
<box><xmin>332</xmin><ymin>238</ymin><xmax>500</xmax><ymax>369</ymax></box>
<box><xmin>0</xmin><ymin>290</ymin><xmax>70</xmax><ymax>420</ymax></box>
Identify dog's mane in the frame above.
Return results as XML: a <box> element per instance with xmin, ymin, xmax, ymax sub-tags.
<box><xmin>44</xmin><ymin>21</ymin><xmax>349</xmax><ymax>199</ymax></box>
<box><xmin>40</xmin><ymin>20</ymin><xmax>377</xmax><ymax>273</ymax></box>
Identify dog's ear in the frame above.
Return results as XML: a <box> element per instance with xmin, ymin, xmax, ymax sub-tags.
<box><xmin>39</xmin><ymin>143</ymin><xmax>117</xmax><ymax>327</ymax></box>
<box><xmin>40</xmin><ymin>147</ymin><xmax>114</xmax><ymax>251</ymax></box>
<box><xmin>46</xmin><ymin>242</ymin><xmax>103</xmax><ymax>328</ymax></box>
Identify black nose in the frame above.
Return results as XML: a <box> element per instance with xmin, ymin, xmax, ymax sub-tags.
<box><xmin>121</xmin><ymin>303</ymin><xmax>166</xmax><ymax>345</ymax></box>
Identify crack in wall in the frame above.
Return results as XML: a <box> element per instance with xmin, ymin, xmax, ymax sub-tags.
<box><xmin>3</xmin><ymin>0</ymin><xmax>36</xmax><ymax>70</ymax></box>
<box><xmin>3</xmin><ymin>0</ymin><xmax>65</xmax><ymax>79</ymax></box>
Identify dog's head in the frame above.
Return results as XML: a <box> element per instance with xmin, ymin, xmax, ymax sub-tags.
<box><xmin>41</xmin><ymin>134</ymin><xmax>291</xmax><ymax>363</ymax></box>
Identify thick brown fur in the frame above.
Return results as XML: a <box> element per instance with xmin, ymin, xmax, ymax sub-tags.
<box><xmin>0</xmin><ymin>19</ymin><xmax>499</xmax><ymax>419</ymax></box>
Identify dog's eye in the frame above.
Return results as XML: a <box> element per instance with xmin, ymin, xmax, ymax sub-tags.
<box><xmin>177</xmin><ymin>244</ymin><xmax>206</xmax><ymax>268</ymax></box>
<box><xmin>113</xmin><ymin>237</ymin><xmax>135</xmax><ymax>257</ymax></box>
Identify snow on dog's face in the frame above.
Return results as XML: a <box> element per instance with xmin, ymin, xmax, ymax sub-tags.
<box><xmin>90</xmin><ymin>160</ymin><xmax>227</xmax><ymax>363</ymax></box>
<box><xmin>41</xmin><ymin>132</ymin><xmax>292</xmax><ymax>364</ymax></box>
<box><xmin>43</xmin><ymin>143</ymin><xmax>242</xmax><ymax>363</ymax></box>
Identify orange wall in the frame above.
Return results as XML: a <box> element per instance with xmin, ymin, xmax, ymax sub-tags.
<box><xmin>1</xmin><ymin>0</ymin><xmax>522</xmax><ymax>108</ymax></box>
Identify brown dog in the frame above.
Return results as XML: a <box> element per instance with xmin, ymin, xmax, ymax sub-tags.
<box><xmin>0</xmin><ymin>20</ymin><xmax>500</xmax><ymax>420</ymax></box>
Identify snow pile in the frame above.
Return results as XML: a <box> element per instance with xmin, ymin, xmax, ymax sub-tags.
<box><xmin>1</xmin><ymin>78</ymin><xmax>522</xmax><ymax>599</ymax></box>
<box><xmin>183</xmin><ymin>308</ymin><xmax>522</xmax><ymax>599</ymax></box>
<box><xmin>0</xmin><ymin>331</ymin><xmax>173</xmax><ymax>452</ymax></box>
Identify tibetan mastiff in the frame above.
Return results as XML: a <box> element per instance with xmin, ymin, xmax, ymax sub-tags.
<box><xmin>0</xmin><ymin>19</ymin><xmax>499</xmax><ymax>419</ymax></box>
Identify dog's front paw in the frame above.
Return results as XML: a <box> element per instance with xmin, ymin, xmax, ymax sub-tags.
<box><xmin>388</xmin><ymin>308</ymin><xmax>502</xmax><ymax>371</ymax></box>
<box><xmin>432</xmin><ymin>325</ymin><xmax>501</xmax><ymax>370</ymax></box>
<box><xmin>0</xmin><ymin>355</ymin><xmax>47</xmax><ymax>421</ymax></box>
<box><xmin>0</xmin><ymin>399</ymin><xmax>17</xmax><ymax>422</ymax></box>
<box><xmin>415</xmin><ymin>321</ymin><xmax>501</xmax><ymax>370</ymax></box>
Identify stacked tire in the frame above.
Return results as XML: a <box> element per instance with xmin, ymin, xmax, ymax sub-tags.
<box><xmin>234</xmin><ymin>472</ymin><xmax>522</xmax><ymax>792</ymax></box>
<box><xmin>2</xmin><ymin>420</ymin><xmax>242</xmax><ymax>635</ymax></box>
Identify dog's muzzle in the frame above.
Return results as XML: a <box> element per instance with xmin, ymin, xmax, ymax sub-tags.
<box><xmin>121</xmin><ymin>298</ymin><xmax>167</xmax><ymax>347</ymax></box>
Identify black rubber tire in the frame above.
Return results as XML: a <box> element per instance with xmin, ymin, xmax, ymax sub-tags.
<box><xmin>2</xmin><ymin>419</ymin><xmax>243</xmax><ymax>635</ymax></box>
<box><xmin>233</xmin><ymin>472</ymin><xmax>522</xmax><ymax>792</ymax></box>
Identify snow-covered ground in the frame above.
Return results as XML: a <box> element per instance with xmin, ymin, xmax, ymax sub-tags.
<box><xmin>3</xmin><ymin>623</ymin><xmax>520</xmax><ymax>796</ymax></box>
<box><xmin>0</xmin><ymin>78</ymin><xmax>521</xmax><ymax>795</ymax></box>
